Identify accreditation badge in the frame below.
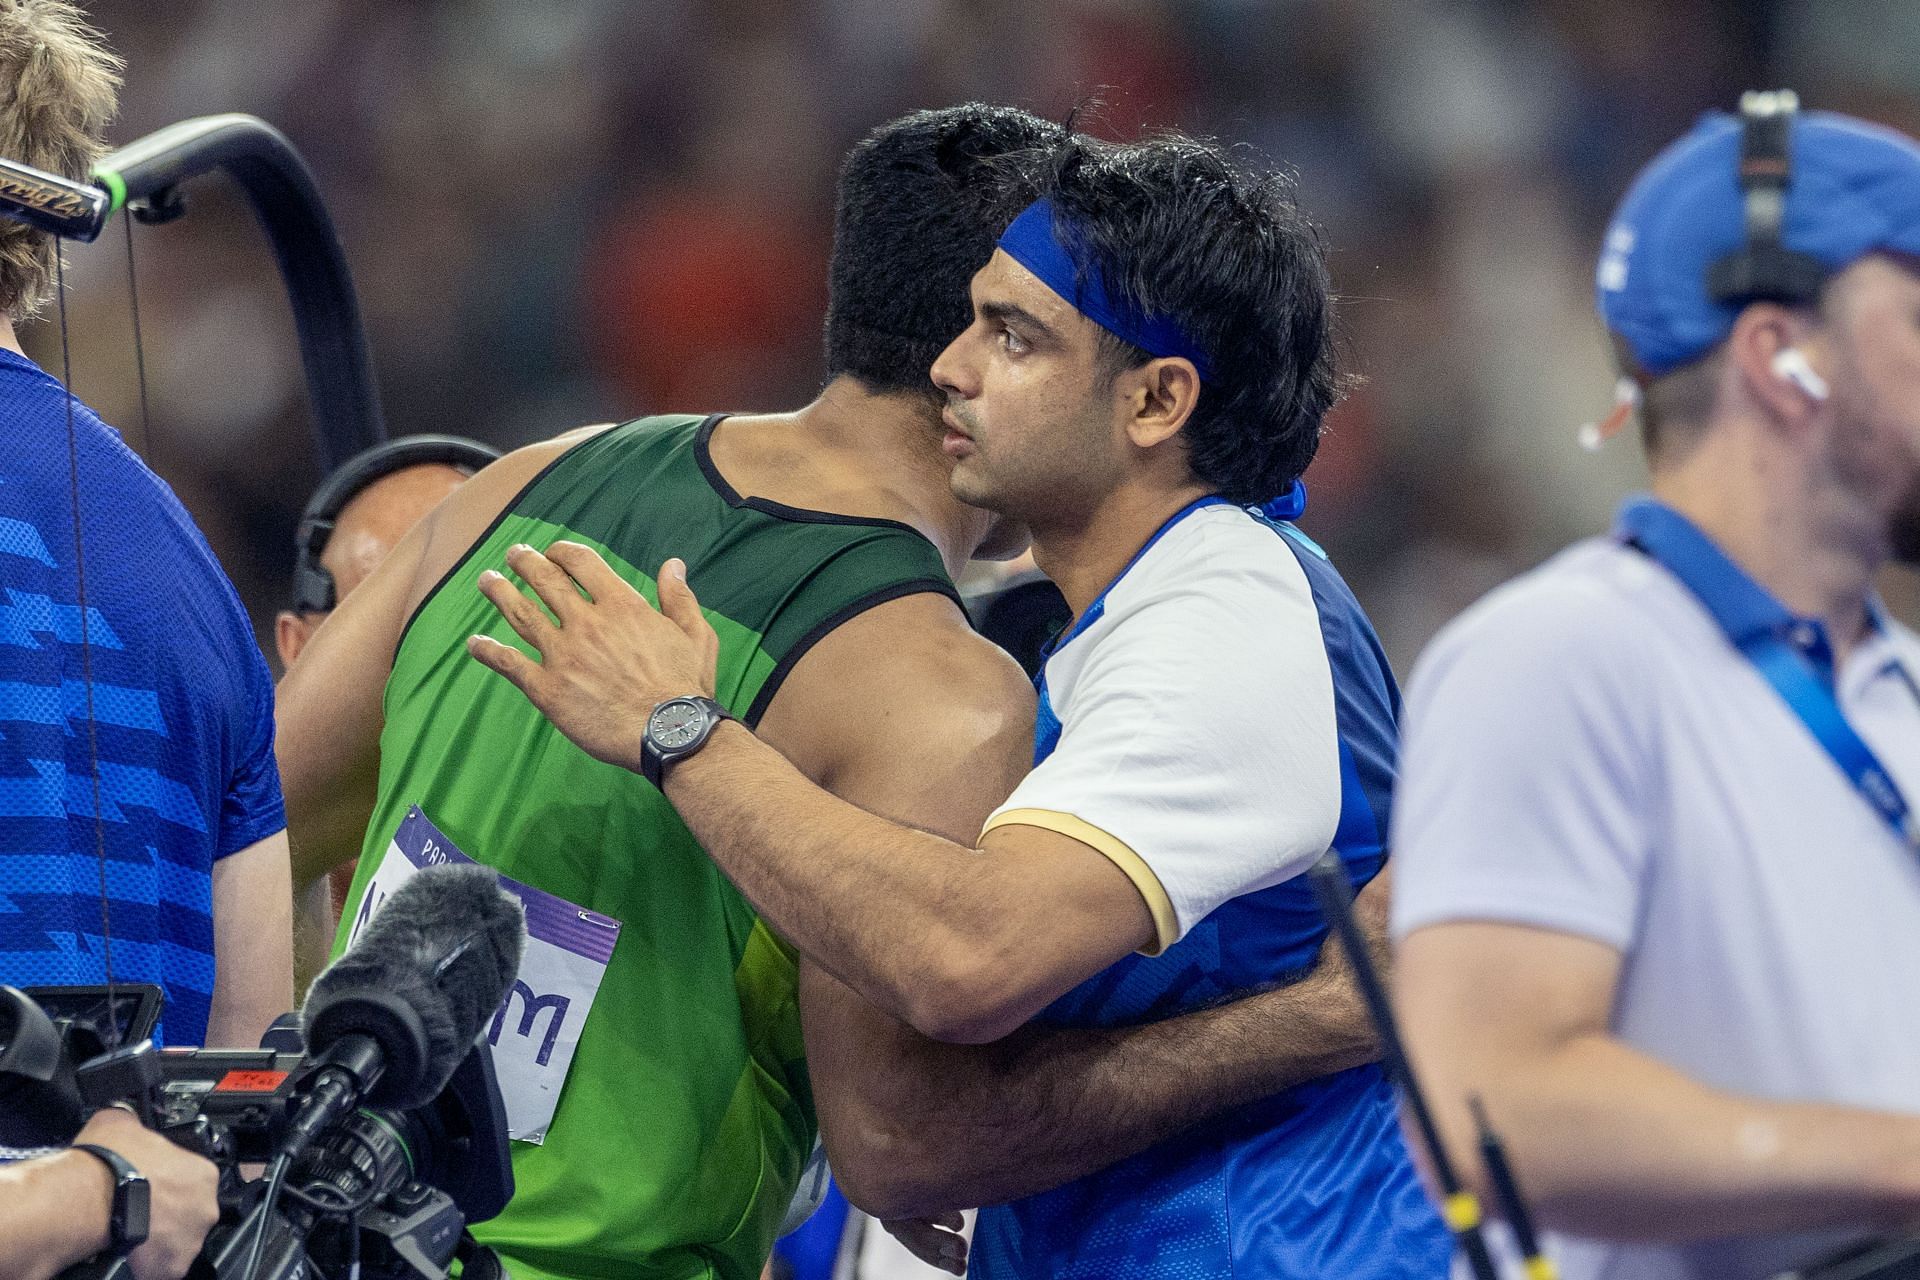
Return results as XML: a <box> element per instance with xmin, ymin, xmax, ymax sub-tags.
<box><xmin>345</xmin><ymin>806</ymin><xmax>622</xmax><ymax>1145</ymax></box>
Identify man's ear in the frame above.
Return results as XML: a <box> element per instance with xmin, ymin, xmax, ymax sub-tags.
<box><xmin>1725</xmin><ymin>304</ymin><xmax>1826</xmax><ymax>431</ymax></box>
<box><xmin>275</xmin><ymin>610</ymin><xmax>314</xmax><ymax>672</ymax></box>
<box><xmin>1121</xmin><ymin>357</ymin><xmax>1203</xmax><ymax>451</ymax></box>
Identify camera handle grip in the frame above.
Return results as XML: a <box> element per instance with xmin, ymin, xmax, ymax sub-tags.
<box><xmin>75</xmin><ymin>1042</ymin><xmax>162</xmax><ymax>1128</ymax></box>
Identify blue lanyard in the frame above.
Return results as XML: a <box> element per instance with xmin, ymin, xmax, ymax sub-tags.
<box><xmin>1617</xmin><ymin>497</ymin><xmax>1920</xmax><ymax>853</ymax></box>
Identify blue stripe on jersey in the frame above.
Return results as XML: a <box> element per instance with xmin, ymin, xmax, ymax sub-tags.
<box><xmin>974</xmin><ymin>511</ymin><xmax>1448</xmax><ymax>1280</ymax></box>
<box><xmin>0</xmin><ymin>348</ymin><xmax>283</xmax><ymax>1048</ymax></box>
<box><xmin>0</xmin><ymin>518</ymin><xmax>55</xmax><ymax>565</ymax></box>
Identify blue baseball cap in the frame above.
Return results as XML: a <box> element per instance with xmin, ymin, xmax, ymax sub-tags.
<box><xmin>1597</xmin><ymin>107</ymin><xmax>1920</xmax><ymax>377</ymax></box>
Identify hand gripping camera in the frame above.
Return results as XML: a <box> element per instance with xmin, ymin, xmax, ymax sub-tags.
<box><xmin>0</xmin><ymin>865</ymin><xmax>526</xmax><ymax>1280</ymax></box>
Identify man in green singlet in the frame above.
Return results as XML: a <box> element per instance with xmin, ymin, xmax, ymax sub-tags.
<box><xmin>277</xmin><ymin>106</ymin><xmax>1383</xmax><ymax>1280</ymax></box>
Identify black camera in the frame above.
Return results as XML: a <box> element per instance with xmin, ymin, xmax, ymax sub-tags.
<box><xmin>0</xmin><ymin>983</ymin><xmax>514</xmax><ymax>1280</ymax></box>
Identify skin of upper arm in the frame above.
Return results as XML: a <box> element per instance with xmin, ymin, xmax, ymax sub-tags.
<box><xmin>275</xmin><ymin>506</ymin><xmax>436</xmax><ymax>887</ymax></box>
<box><xmin>276</xmin><ymin>435</ymin><xmax>600</xmax><ymax>887</ymax></box>
<box><xmin>1395</xmin><ymin>920</ymin><xmax>1624</xmax><ymax>1192</ymax></box>
<box><xmin>756</xmin><ymin>591</ymin><xmax>1034</xmax><ymax>841</ymax></box>
<box><xmin>760</xmin><ymin>592</ymin><xmax>1153</xmax><ymax>1029</ymax></box>
<box><xmin>206</xmin><ymin>829</ymin><xmax>295</xmax><ymax>1046</ymax></box>
<box><xmin>757</xmin><ymin>593</ymin><xmax>1031</xmax><ymax>1190</ymax></box>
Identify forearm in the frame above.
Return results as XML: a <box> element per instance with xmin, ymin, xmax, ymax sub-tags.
<box><xmin>0</xmin><ymin>1149</ymin><xmax>114</xmax><ymax>1280</ymax></box>
<box><xmin>1437</xmin><ymin>1033</ymin><xmax>1920</xmax><ymax>1240</ymax></box>
<box><xmin>668</xmin><ymin>724</ymin><xmax>1030</xmax><ymax>1040</ymax></box>
<box><xmin>809</xmin><ymin>957</ymin><xmax>1378</xmax><ymax>1218</ymax></box>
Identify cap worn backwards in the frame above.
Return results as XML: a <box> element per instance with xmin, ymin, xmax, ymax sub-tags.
<box><xmin>1598</xmin><ymin>108</ymin><xmax>1920</xmax><ymax>378</ymax></box>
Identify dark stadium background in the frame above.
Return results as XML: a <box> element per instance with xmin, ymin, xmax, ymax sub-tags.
<box><xmin>46</xmin><ymin>0</ymin><xmax>1920</xmax><ymax>673</ymax></box>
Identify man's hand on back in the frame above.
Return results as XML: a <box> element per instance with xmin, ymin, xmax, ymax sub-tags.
<box><xmin>881</xmin><ymin>1212</ymin><xmax>968</xmax><ymax>1275</ymax></box>
<box><xmin>469</xmin><ymin>542</ymin><xmax>717</xmax><ymax>771</ymax></box>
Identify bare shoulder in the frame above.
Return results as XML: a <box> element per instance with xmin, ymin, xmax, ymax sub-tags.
<box><xmin>763</xmin><ymin>590</ymin><xmax>1035</xmax><ymax>742</ymax></box>
<box><xmin>757</xmin><ymin>590</ymin><xmax>1036</xmax><ymax>835</ymax></box>
<box><xmin>403</xmin><ymin>426</ymin><xmax>617</xmax><ymax>617</ymax></box>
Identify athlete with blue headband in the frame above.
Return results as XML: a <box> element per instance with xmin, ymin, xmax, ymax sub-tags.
<box><xmin>469</xmin><ymin>129</ymin><xmax>1446</xmax><ymax>1278</ymax></box>
<box><xmin>995</xmin><ymin>193</ymin><xmax>1309</xmax><ymax>522</ymax></box>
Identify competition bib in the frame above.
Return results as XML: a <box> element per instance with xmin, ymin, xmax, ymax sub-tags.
<box><xmin>346</xmin><ymin>806</ymin><xmax>622</xmax><ymax>1144</ymax></box>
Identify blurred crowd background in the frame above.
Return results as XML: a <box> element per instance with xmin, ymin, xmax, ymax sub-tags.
<box><xmin>36</xmin><ymin>0</ymin><xmax>1920</xmax><ymax>675</ymax></box>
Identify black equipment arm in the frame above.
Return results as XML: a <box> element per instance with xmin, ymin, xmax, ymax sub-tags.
<box><xmin>0</xmin><ymin>112</ymin><xmax>386</xmax><ymax>470</ymax></box>
<box><xmin>98</xmin><ymin>114</ymin><xmax>386</xmax><ymax>469</ymax></box>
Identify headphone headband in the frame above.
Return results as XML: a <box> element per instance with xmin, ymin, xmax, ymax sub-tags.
<box><xmin>290</xmin><ymin>434</ymin><xmax>501</xmax><ymax>615</ymax></box>
<box><xmin>1705</xmin><ymin>90</ymin><xmax>1829</xmax><ymax>308</ymax></box>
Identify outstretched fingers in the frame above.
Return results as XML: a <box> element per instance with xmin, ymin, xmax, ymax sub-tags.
<box><xmin>544</xmin><ymin>540</ymin><xmax>633</xmax><ymax>604</ymax></box>
<box><xmin>478</xmin><ymin>569</ymin><xmax>558</xmax><ymax>654</ymax></box>
<box><xmin>467</xmin><ymin>633</ymin><xmax>543</xmax><ymax>701</ymax></box>
<box><xmin>505</xmin><ymin>543</ymin><xmax>588</xmax><ymax>622</ymax></box>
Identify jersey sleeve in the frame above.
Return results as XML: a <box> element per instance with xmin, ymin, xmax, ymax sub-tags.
<box><xmin>216</xmin><ymin>632</ymin><xmax>286</xmax><ymax>859</ymax></box>
<box><xmin>983</xmin><ymin>552</ymin><xmax>1341</xmax><ymax>952</ymax></box>
<box><xmin>1389</xmin><ymin>578</ymin><xmax>1657</xmax><ymax>951</ymax></box>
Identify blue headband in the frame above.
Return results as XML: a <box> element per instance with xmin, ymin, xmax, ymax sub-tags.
<box><xmin>996</xmin><ymin>198</ymin><xmax>1214</xmax><ymax>381</ymax></box>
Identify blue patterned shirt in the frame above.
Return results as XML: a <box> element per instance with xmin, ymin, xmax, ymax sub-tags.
<box><xmin>0</xmin><ymin>348</ymin><xmax>283</xmax><ymax>1046</ymax></box>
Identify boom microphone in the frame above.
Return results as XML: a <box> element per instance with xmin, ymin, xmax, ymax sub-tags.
<box><xmin>283</xmin><ymin>865</ymin><xmax>525</xmax><ymax>1159</ymax></box>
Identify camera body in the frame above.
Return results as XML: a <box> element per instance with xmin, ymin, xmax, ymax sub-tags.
<box><xmin>1</xmin><ymin>985</ymin><xmax>513</xmax><ymax>1280</ymax></box>
<box><xmin>150</xmin><ymin>1040</ymin><xmax>510</xmax><ymax>1280</ymax></box>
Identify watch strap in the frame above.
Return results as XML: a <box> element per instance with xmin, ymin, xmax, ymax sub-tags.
<box><xmin>72</xmin><ymin>1142</ymin><xmax>151</xmax><ymax>1255</ymax></box>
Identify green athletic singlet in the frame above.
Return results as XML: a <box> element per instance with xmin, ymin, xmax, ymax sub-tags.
<box><xmin>333</xmin><ymin>415</ymin><xmax>959</xmax><ymax>1280</ymax></box>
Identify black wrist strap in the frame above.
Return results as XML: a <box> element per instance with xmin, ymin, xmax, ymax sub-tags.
<box><xmin>71</xmin><ymin>1143</ymin><xmax>149</xmax><ymax>1255</ymax></box>
<box><xmin>72</xmin><ymin>1142</ymin><xmax>137</xmax><ymax>1181</ymax></box>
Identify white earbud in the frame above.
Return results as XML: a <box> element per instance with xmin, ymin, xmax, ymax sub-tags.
<box><xmin>1771</xmin><ymin>348</ymin><xmax>1830</xmax><ymax>402</ymax></box>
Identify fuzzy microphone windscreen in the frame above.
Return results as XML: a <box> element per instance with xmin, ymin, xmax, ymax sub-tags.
<box><xmin>304</xmin><ymin>864</ymin><xmax>526</xmax><ymax>1109</ymax></box>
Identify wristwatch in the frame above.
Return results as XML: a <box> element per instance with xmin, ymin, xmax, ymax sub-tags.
<box><xmin>640</xmin><ymin>696</ymin><xmax>734</xmax><ymax>789</ymax></box>
<box><xmin>71</xmin><ymin>1142</ymin><xmax>151</xmax><ymax>1256</ymax></box>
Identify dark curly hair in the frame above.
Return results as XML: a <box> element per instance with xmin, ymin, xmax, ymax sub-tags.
<box><xmin>823</xmin><ymin>103</ymin><xmax>1062</xmax><ymax>402</ymax></box>
<box><xmin>1026</xmin><ymin>134</ymin><xmax>1342</xmax><ymax>504</ymax></box>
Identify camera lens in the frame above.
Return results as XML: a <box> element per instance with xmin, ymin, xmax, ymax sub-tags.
<box><xmin>296</xmin><ymin>1108</ymin><xmax>423</xmax><ymax>1210</ymax></box>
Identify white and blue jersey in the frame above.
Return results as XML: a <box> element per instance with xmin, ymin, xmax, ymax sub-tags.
<box><xmin>0</xmin><ymin>348</ymin><xmax>283</xmax><ymax>1046</ymax></box>
<box><xmin>972</xmin><ymin>498</ymin><xmax>1449</xmax><ymax>1279</ymax></box>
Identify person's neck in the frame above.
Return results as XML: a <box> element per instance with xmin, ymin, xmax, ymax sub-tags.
<box><xmin>716</xmin><ymin>377</ymin><xmax>995</xmax><ymax>580</ymax></box>
<box><xmin>1653</xmin><ymin>432</ymin><xmax>1883</xmax><ymax>666</ymax></box>
<box><xmin>0</xmin><ymin>314</ymin><xmax>23</xmax><ymax>357</ymax></box>
<box><xmin>1032</xmin><ymin>478</ymin><xmax>1214</xmax><ymax>621</ymax></box>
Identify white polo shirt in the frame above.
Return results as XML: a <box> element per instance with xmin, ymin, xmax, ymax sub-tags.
<box><xmin>1392</xmin><ymin>505</ymin><xmax>1920</xmax><ymax>1280</ymax></box>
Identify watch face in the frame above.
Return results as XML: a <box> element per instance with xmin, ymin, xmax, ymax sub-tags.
<box><xmin>121</xmin><ymin>1177</ymin><xmax>151</xmax><ymax>1252</ymax></box>
<box><xmin>649</xmin><ymin>699</ymin><xmax>707</xmax><ymax>750</ymax></box>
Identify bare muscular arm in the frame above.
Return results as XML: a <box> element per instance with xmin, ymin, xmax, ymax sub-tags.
<box><xmin>472</xmin><ymin>544</ymin><xmax>1152</xmax><ymax>1041</ymax></box>
<box><xmin>476</xmin><ymin>547</ymin><xmax>1385</xmax><ymax>1220</ymax></box>
<box><xmin>801</xmin><ymin>882</ymin><xmax>1386</xmax><ymax>1220</ymax></box>
<box><xmin>275</xmin><ymin>429</ymin><xmax>607</xmax><ymax>889</ymax></box>
<box><xmin>206</xmin><ymin>830</ymin><xmax>294</xmax><ymax>1046</ymax></box>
